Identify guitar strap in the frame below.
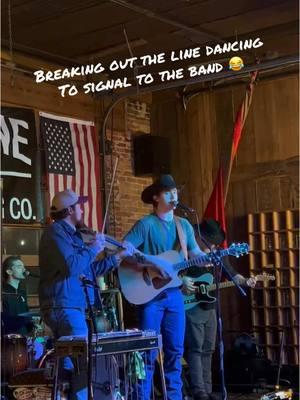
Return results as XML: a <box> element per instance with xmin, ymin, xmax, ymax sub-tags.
<box><xmin>174</xmin><ymin>216</ymin><xmax>188</xmax><ymax>261</ymax></box>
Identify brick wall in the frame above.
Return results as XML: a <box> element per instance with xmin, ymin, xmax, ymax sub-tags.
<box><xmin>105</xmin><ymin>98</ymin><xmax>153</xmax><ymax>239</ymax></box>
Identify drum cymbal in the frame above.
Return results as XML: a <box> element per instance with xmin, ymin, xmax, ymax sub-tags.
<box><xmin>2</xmin><ymin>292</ymin><xmax>22</xmax><ymax>296</ymax></box>
<box><xmin>18</xmin><ymin>310</ymin><xmax>40</xmax><ymax>318</ymax></box>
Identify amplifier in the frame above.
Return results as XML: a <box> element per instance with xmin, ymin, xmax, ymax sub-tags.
<box><xmin>55</xmin><ymin>330</ymin><xmax>161</xmax><ymax>357</ymax></box>
<box><xmin>55</xmin><ymin>335</ymin><xmax>87</xmax><ymax>358</ymax></box>
<box><xmin>92</xmin><ymin>331</ymin><xmax>161</xmax><ymax>356</ymax></box>
<box><xmin>55</xmin><ymin>330</ymin><xmax>166</xmax><ymax>400</ymax></box>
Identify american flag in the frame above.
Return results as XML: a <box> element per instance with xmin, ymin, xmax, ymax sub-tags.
<box><xmin>40</xmin><ymin>112</ymin><xmax>102</xmax><ymax>231</ymax></box>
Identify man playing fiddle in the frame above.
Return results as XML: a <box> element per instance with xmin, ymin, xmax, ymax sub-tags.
<box><xmin>39</xmin><ymin>189</ymin><xmax>139</xmax><ymax>400</ymax></box>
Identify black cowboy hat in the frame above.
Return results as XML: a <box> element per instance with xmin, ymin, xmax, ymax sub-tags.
<box><xmin>141</xmin><ymin>174</ymin><xmax>180</xmax><ymax>204</ymax></box>
<box><xmin>194</xmin><ymin>218</ymin><xmax>226</xmax><ymax>246</ymax></box>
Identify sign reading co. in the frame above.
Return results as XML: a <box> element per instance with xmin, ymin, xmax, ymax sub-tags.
<box><xmin>1</xmin><ymin>107</ymin><xmax>40</xmax><ymax>224</ymax></box>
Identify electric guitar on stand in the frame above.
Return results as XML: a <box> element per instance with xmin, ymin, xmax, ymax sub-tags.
<box><xmin>119</xmin><ymin>243</ymin><xmax>249</xmax><ymax>305</ymax></box>
<box><xmin>184</xmin><ymin>272</ymin><xmax>275</xmax><ymax>310</ymax></box>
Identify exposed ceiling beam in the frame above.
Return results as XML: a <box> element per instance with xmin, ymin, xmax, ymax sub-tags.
<box><xmin>77</xmin><ymin>38</ymin><xmax>147</xmax><ymax>60</ymax></box>
<box><xmin>108</xmin><ymin>0</ymin><xmax>223</xmax><ymax>43</ymax></box>
<box><xmin>1</xmin><ymin>39</ymin><xmax>78</xmax><ymax>66</ymax></box>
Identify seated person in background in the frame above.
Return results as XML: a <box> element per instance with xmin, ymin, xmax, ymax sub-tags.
<box><xmin>1</xmin><ymin>255</ymin><xmax>34</xmax><ymax>335</ymax></box>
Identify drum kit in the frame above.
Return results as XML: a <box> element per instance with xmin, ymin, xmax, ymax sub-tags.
<box><xmin>1</xmin><ymin>304</ymin><xmax>119</xmax><ymax>399</ymax></box>
<box><xmin>1</xmin><ymin>310</ymin><xmax>54</xmax><ymax>383</ymax></box>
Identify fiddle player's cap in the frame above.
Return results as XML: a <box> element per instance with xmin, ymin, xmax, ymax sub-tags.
<box><xmin>50</xmin><ymin>189</ymin><xmax>88</xmax><ymax>212</ymax></box>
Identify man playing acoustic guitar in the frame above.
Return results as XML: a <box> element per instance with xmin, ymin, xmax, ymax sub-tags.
<box><xmin>124</xmin><ymin>175</ymin><xmax>207</xmax><ymax>400</ymax></box>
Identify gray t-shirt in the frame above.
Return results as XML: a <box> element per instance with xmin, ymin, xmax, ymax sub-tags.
<box><xmin>124</xmin><ymin>213</ymin><xmax>198</xmax><ymax>256</ymax></box>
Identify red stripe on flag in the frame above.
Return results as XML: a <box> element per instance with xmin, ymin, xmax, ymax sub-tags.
<box><xmin>54</xmin><ymin>174</ymin><xmax>59</xmax><ymax>196</ymax></box>
<box><xmin>90</xmin><ymin>125</ymin><xmax>102</xmax><ymax>231</ymax></box>
<box><xmin>82</xmin><ymin>125</ymin><xmax>93</xmax><ymax>228</ymax></box>
<box><xmin>71</xmin><ymin>174</ymin><xmax>76</xmax><ymax>192</ymax></box>
<box><xmin>74</xmin><ymin>124</ymin><xmax>85</xmax><ymax>197</ymax></box>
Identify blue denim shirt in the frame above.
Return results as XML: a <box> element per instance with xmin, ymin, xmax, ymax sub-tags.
<box><xmin>39</xmin><ymin>220</ymin><xmax>117</xmax><ymax>310</ymax></box>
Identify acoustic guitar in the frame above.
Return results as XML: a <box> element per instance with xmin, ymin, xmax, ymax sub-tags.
<box><xmin>118</xmin><ymin>243</ymin><xmax>249</xmax><ymax>305</ymax></box>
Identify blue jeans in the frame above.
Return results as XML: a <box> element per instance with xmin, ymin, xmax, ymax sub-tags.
<box><xmin>42</xmin><ymin>308</ymin><xmax>88</xmax><ymax>400</ymax></box>
<box><xmin>137</xmin><ymin>288</ymin><xmax>185</xmax><ymax>400</ymax></box>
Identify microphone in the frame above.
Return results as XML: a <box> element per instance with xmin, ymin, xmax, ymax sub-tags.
<box><xmin>174</xmin><ymin>201</ymin><xmax>195</xmax><ymax>213</ymax></box>
<box><xmin>24</xmin><ymin>270</ymin><xmax>40</xmax><ymax>278</ymax></box>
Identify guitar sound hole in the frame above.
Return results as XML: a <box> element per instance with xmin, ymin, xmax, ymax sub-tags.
<box><xmin>142</xmin><ymin>269</ymin><xmax>152</xmax><ymax>286</ymax></box>
<box><xmin>152</xmin><ymin>277</ymin><xmax>172</xmax><ymax>289</ymax></box>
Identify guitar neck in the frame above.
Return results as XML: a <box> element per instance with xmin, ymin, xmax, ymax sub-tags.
<box><xmin>174</xmin><ymin>249</ymin><xmax>229</xmax><ymax>272</ymax></box>
<box><xmin>207</xmin><ymin>280</ymin><xmax>235</xmax><ymax>292</ymax></box>
<box><xmin>202</xmin><ymin>274</ymin><xmax>275</xmax><ymax>293</ymax></box>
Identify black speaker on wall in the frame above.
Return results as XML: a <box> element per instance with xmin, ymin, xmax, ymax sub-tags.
<box><xmin>133</xmin><ymin>134</ymin><xmax>171</xmax><ymax>177</ymax></box>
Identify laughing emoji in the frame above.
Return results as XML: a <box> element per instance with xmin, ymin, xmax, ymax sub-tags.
<box><xmin>229</xmin><ymin>56</ymin><xmax>244</xmax><ymax>71</ymax></box>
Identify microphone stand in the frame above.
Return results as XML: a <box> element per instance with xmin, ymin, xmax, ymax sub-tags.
<box><xmin>183</xmin><ymin>209</ymin><xmax>247</xmax><ymax>400</ymax></box>
<box><xmin>81</xmin><ymin>278</ymin><xmax>98</xmax><ymax>400</ymax></box>
<box><xmin>275</xmin><ymin>329</ymin><xmax>285</xmax><ymax>390</ymax></box>
<box><xmin>207</xmin><ymin>247</ymin><xmax>246</xmax><ymax>400</ymax></box>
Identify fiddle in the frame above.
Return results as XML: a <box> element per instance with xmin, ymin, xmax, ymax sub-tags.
<box><xmin>77</xmin><ymin>223</ymin><xmax>125</xmax><ymax>252</ymax></box>
<box><xmin>78</xmin><ymin>224</ymin><xmax>168</xmax><ymax>279</ymax></box>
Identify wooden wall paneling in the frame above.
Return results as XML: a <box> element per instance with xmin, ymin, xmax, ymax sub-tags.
<box><xmin>214</xmin><ymin>90</ymin><xmax>234</xmax><ymax>162</ymax></box>
<box><xmin>195</xmin><ymin>95</ymin><xmax>207</xmax><ymax>214</ymax></box>
<box><xmin>232</xmin><ymin>75</ymin><xmax>299</xmax><ymax>168</ymax></box>
<box><xmin>2</xmin><ymin>68</ymin><xmax>97</xmax><ymax>121</ymax></box>
<box><xmin>2</xmin><ymin>66</ymin><xmax>127</xmax><ymax>132</ymax></box>
<box><xmin>232</xmin><ymin>86</ymin><xmax>257</xmax><ymax>167</ymax></box>
<box><xmin>226</xmin><ymin>178</ymin><xmax>257</xmax><ymax>217</ymax></box>
<box><xmin>214</xmin><ymin>89</ymin><xmax>236</xmax><ymax>194</ymax></box>
<box><xmin>280</xmin><ymin>175</ymin><xmax>294</xmax><ymax>210</ymax></box>
<box><xmin>150</xmin><ymin>96</ymin><xmax>192</xmax><ymax>200</ymax></box>
<box><xmin>225</xmin><ymin>184</ymin><xmax>235</xmax><ymax>221</ymax></box>
<box><xmin>188</xmin><ymin>96</ymin><xmax>206</xmax><ymax>214</ymax></box>
<box><xmin>231</xmin><ymin>181</ymin><xmax>246</xmax><ymax>217</ymax></box>
<box><xmin>244</xmin><ymin>180</ymin><xmax>257</xmax><ymax>214</ymax></box>
<box><xmin>275</xmin><ymin>76</ymin><xmax>299</xmax><ymax>160</ymax></box>
<box><xmin>252</xmin><ymin>82</ymin><xmax>280</xmax><ymax>163</ymax></box>
<box><xmin>199</xmin><ymin>1</ymin><xmax>298</xmax><ymax>38</ymax></box>
<box><xmin>173</xmin><ymin>100</ymin><xmax>192</xmax><ymax>207</ymax></box>
<box><xmin>209</xmin><ymin>93</ymin><xmax>219</xmax><ymax>176</ymax></box>
<box><xmin>151</xmin><ymin>90</ymin><xmax>222</xmax><ymax>219</ymax></box>
<box><xmin>196</xmin><ymin>93</ymin><xmax>217</xmax><ymax>215</ymax></box>
<box><xmin>152</xmin><ymin>74</ymin><xmax>299</xmax><ymax>223</ymax></box>
<box><xmin>166</xmin><ymin>101</ymin><xmax>184</xmax><ymax>178</ymax></box>
<box><xmin>175</xmin><ymin>101</ymin><xmax>190</xmax><ymax>192</ymax></box>
<box><xmin>255</xmin><ymin>177</ymin><xmax>281</xmax><ymax>211</ymax></box>
<box><xmin>181</xmin><ymin>98</ymin><xmax>196</xmax><ymax>208</ymax></box>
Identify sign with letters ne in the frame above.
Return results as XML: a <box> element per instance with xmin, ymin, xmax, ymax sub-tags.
<box><xmin>1</xmin><ymin>107</ymin><xmax>40</xmax><ymax>224</ymax></box>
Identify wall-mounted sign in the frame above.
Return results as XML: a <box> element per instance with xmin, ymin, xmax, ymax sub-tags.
<box><xmin>1</xmin><ymin>107</ymin><xmax>40</xmax><ymax>224</ymax></box>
